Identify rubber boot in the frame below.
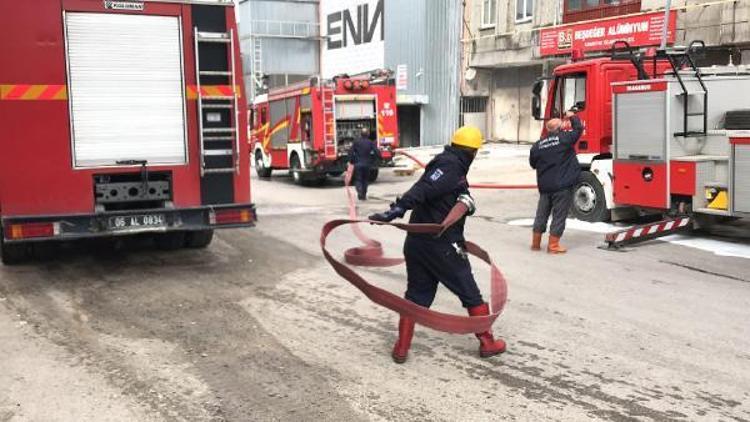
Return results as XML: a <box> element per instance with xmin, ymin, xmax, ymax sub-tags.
<box><xmin>531</xmin><ymin>231</ymin><xmax>543</xmax><ymax>251</ymax></box>
<box><xmin>467</xmin><ymin>303</ymin><xmax>506</xmax><ymax>358</ymax></box>
<box><xmin>392</xmin><ymin>316</ymin><xmax>415</xmax><ymax>364</ymax></box>
<box><xmin>547</xmin><ymin>235</ymin><xmax>567</xmax><ymax>254</ymax></box>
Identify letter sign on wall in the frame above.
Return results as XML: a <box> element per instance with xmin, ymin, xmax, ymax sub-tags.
<box><xmin>321</xmin><ymin>0</ymin><xmax>384</xmax><ymax>78</ymax></box>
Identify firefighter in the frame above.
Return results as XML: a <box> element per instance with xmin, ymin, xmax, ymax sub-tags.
<box><xmin>529</xmin><ymin>110</ymin><xmax>583</xmax><ymax>253</ymax></box>
<box><xmin>349</xmin><ymin>127</ymin><xmax>380</xmax><ymax>201</ymax></box>
<box><xmin>369</xmin><ymin>126</ymin><xmax>506</xmax><ymax>363</ymax></box>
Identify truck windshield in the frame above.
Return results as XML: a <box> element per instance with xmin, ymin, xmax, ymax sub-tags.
<box><xmin>552</xmin><ymin>73</ymin><xmax>586</xmax><ymax>116</ymax></box>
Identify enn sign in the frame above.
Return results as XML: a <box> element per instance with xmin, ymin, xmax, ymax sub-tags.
<box><xmin>321</xmin><ymin>0</ymin><xmax>384</xmax><ymax>78</ymax></box>
<box><xmin>539</xmin><ymin>11</ymin><xmax>677</xmax><ymax>57</ymax></box>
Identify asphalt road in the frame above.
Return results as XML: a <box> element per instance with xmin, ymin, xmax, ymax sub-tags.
<box><xmin>1</xmin><ymin>148</ymin><xmax>749</xmax><ymax>421</ymax></box>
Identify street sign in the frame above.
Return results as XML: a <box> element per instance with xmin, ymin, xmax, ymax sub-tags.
<box><xmin>396</xmin><ymin>64</ymin><xmax>408</xmax><ymax>91</ymax></box>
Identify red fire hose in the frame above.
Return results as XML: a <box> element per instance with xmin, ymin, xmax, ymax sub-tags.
<box><xmin>394</xmin><ymin>149</ymin><xmax>537</xmax><ymax>190</ymax></box>
<box><xmin>318</xmin><ymin>163</ymin><xmax>510</xmax><ymax>334</ymax></box>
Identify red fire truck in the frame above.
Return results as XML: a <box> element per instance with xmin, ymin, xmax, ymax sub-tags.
<box><xmin>532</xmin><ymin>42</ymin><xmax>750</xmax><ymax>226</ymax></box>
<box><xmin>0</xmin><ymin>0</ymin><xmax>255</xmax><ymax>264</ymax></box>
<box><xmin>250</xmin><ymin>70</ymin><xmax>399</xmax><ymax>185</ymax></box>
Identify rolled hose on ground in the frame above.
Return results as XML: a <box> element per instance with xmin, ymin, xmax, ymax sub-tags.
<box><xmin>318</xmin><ymin>164</ymin><xmax>509</xmax><ymax>335</ymax></box>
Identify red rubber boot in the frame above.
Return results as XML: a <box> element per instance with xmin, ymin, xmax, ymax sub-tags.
<box><xmin>468</xmin><ymin>303</ymin><xmax>506</xmax><ymax>358</ymax></box>
<box><xmin>392</xmin><ymin>316</ymin><xmax>415</xmax><ymax>364</ymax></box>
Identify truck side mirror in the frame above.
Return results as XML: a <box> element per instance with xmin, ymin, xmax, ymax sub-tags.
<box><xmin>532</xmin><ymin>79</ymin><xmax>546</xmax><ymax>121</ymax></box>
<box><xmin>532</xmin><ymin>95</ymin><xmax>542</xmax><ymax>120</ymax></box>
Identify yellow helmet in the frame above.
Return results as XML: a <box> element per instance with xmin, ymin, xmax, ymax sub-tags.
<box><xmin>451</xmin><ymin>126</ymin><xmax>483</xmax><ymax>150</ymax></box>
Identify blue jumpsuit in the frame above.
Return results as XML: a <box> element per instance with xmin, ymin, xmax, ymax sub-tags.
<box><xmin>395</xmin><ymin>146</ymin><xmax>483</xmax><ymax>309</ymax></box>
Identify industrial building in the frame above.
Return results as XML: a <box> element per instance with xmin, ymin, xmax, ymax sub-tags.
<box><xmin>463</xmin><ymin>0</ymin><xmax>750</xmax><ymax>143</ymax></box>
<box><xmin>238</xmin><ymin>0</ymin><xmax>463</xmax><ymax>147</ymax></box>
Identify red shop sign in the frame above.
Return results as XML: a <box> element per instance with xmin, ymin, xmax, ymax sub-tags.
<box><xmin>539</xmin><ymin>11</ymin><xmax>677</xmax><ymax>57</ymax></box>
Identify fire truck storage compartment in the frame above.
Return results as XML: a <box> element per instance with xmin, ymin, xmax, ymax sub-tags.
<box><xmin>269</xmin><ymin>98</ymin><xmax>292</xmax><ymax>149</ymax></box>
<box><xmin>734</xmin><ymin>141</ymin><xmax>750</xmax><ymax>213</ymax></box>
<box><xmin>335</xmin><ymin>96</ymin><xmax>376</xmax><ymax>153</ymax></box>
<box><xmin>614</xmin><ymin>90</ymin><xmax>667</xmax><ymax>161</ymax></box>
<box><xmin>64</xmin><ymin>13</ymin><xmax>187</xmax><ymax>167</ymax></box>
<box><xmin>613</xmin><ymin>162</ymin><xmax>669</xmax><ymax>209</ymax></box>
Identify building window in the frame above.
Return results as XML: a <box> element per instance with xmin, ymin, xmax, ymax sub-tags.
<box><xmin>516</xmin><ymin>0</ymin><xmax>533</xmax><ymax>22</ymax></box>
<box><xmin>481</xmin><ymin>0</ymin><xmax>497</xmax><ymax>28</ymax></box>
<box><xmin>563</xmin><ymin>0</ymin><xmax>641</xmax><ymax>23</ymax></box>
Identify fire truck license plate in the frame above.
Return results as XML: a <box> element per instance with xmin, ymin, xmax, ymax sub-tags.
<box><xmin>109</xmin><ymin>214</ymin><xmax>166</xmax><ymax>230</ymax></box>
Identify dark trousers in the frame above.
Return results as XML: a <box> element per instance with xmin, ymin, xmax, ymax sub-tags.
<box><xmin>533</xmin><ymin>187</ymin><xmax>573</xmax><ymax>237</ymax></box>
<box><xmin>353</xmin><ymin>165</ymin><xmax>370</xmax><ymax>199</ymax></box>
<box><xmin>403</xmin><ymin>236</ymin><xmax>484</xmax><ymax>309</ymax></box>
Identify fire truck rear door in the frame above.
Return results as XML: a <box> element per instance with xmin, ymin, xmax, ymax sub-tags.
<box><xmin>65</xmin><ymin>12</ymin><xmax>187</xmax><ymax>168</ymax></box>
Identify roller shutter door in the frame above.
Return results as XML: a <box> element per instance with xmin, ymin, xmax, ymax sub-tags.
<box><xmin>65</xmin><ymin>13</ymin><xmax>187</xmax><ymax>167</ymax></box>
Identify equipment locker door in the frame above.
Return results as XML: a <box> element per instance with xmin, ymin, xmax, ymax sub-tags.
<box><xmin>65</xmin><ymin>12</ymin><xmax>187</xmax><ymax>167</ymax></box>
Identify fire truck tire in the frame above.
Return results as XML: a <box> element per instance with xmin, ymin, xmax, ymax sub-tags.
<box><xmin>185</xmin><ymin>230</ymin><xmax>214</xmax><ymax>248</ymax></box>
<box><xmin>290</xmin><ymin>154</ymin><xmax>304</xmax><ymax>185</ymax></box>
<box><xmin>328</xmin><ymin>171</ymin><xmax>344</xmax><ymax>177</ymax></box>
<box><xmin>308</xmin><ymin>175</ymin><xmax>328</xmax><ymax>187</ymax></box>
<box><xmin>368</xmin><ymin>168</ymin><xmax>379</xmax><ymax>183</ymax></box>
<box><xmin>571</xmin><ymin>171</ymin><xmax>611</xmax><ymax>222</ymax></box>
<box><xmin>156</xmin><ymin>232</ymin><xmax>186</xmax><ymax>251</ymax></box>
<box><xmin>255</xmin><ymin>151</ymin><xmax>272</xmax><ymax>178</ymax></box>
<box><xmin>1</xmin><ymin>237</ymin><xmax>29</xmax><ymax>265</ymax></box>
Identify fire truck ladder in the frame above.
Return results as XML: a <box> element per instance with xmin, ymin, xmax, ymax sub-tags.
<box><xmin>659</xmin><ymin>41</ymin><xmax>708</xmax><ymax>137</ymax></box>
<box><xmin>252</xmin><ymin>37</ymin><xmax>263</xmax><ymax>89</ymax></box>
<box><xmin>194</xmin><ymin>29</ymin><xmax>241</xmax><ymax>177</ymax></box>
<box><xmin>602</xmin><ymin>216</ymin><xmax>692</xmax><ymax>250</ymax></box>
<box><xmin>322</xmin><ymin>85</ymin><xmax>336</xmax><ymax>158</ymax></box>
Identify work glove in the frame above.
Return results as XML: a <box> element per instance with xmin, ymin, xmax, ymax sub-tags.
<box><xmin>368</xmin><ymin>202</ymin><xmax>406</xmax><ymax>223</ymax></box>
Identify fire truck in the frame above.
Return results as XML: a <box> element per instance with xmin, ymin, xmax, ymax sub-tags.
<box><xmin>532</xmin><ymin>41</ymin><xmax>750</xmax><ymax>227</ymax></box>
<box><xmin>250</xmin><ymin>70</ymin><xmax>399</xmax><ymax>185</ymax></box>
<box><xmin>0</xmin><ymin>0</ymin><xmax>255</xmax><ymax>264</ymax></box>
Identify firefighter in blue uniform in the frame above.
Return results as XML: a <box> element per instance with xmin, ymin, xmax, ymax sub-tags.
<box><xmin>529</xmin><ymin>110</ymin><xmax>583</xmax><ymax>253</ymax></box>
<box><xmin>369</xmin><ymin>126</ymin><xmax>506</xmax><ymax>363</ymax></box>
<box><xmin>349</xmin><ymin>127</ymin><xmax>380</xmax><ymax>201</ymax></box>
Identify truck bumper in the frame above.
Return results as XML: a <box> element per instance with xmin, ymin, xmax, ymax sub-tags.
<box><xmin>1</xmin><ymin>203</ymin><xmax>256</xmax><ymax>243</ymax></box>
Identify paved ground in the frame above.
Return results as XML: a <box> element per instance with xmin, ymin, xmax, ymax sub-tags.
<box><xmin>1</xmin><ymin>145</ymin><xmax>749</xmax><ymax>421</ymax></box>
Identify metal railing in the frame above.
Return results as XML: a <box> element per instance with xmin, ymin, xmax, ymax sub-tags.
<box><xmin>245</xmin><ymin>20</ymin><xmax>320</xmax><ymax>39</ymax></box>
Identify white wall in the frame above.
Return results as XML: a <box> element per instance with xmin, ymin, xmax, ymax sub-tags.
<box><xmin>320</xmin><ymin>0</ymin><xmax>384</xmax><ymax>78</ymax></box>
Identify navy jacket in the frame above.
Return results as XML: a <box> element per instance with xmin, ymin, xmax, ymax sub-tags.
<box><xmin>349</xmin><ymin>137</ymin><xmax>380</xmax><ymax>168</ymax></box>
<box><xmin>397</xmin><ymin>146</ymin><xmax>475</xmax><ymax>243</ymax></box>
<box><xmin>529</xmin><ymin>116</ymin><xmax>583</xmax><ymax>193</ymax></box>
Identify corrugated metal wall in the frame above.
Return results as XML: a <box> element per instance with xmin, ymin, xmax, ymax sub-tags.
<box><xmin>238</xmin><ymin>0</ymin><xmax>319</xmax><ymax>99</ymax></box>
<box><xmin>385</xmin><ymin>0</ymin><xmax>461</xmax><ymax>146</ymax></box>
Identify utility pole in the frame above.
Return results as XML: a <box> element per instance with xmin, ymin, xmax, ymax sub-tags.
<box><xmin>659</xmin><ymin>0</ymin><xmax>672</xmax><ymax>50</ymax></box>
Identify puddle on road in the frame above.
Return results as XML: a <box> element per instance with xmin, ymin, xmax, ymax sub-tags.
<box><xmin>506</xmin><ymin>218</ymin><xmax>750</xmax><ymax>259</ymax></box>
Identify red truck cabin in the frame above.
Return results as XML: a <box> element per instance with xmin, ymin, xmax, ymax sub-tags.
<box><xmin>538</xmin><ymin>57</ymin><xmax>674</xmax><ymax>159</ymax></box>
<box><xmin>0</xmin><ymin>0</ymin><xmax>255</xmax><ymax>262</ymax></box>
<box><xmin>250</xmin><ymin>72</ymin><xmax>398</xmax><ymax>182</ymax></box>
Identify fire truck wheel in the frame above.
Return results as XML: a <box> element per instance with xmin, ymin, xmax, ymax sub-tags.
<box><xmin>290</xmin><ymin>154</ymin><xmax>304</xmax><ymax>185</ymax></box>
<box><xmin>571</xmin><ymin>171</ymin><xmax>611</xmax><ymax>222</ymax></box>
<box><xmin>185</xmin><ymin>230</ymin><xmax>214</xmax><ymax>248</ymax></box>
<box><xmin>155</xmin><ymin>232</ymin><xmax>186</xmax><ymax>251</ymax></box>
<box><xmin>368</xmin><ymin>168</ymin><xmax>379</xmax><ymax>183</ymax></box>
<box><xmin>255</xmin><ymin>151</ymin><xmax>272</xmax><ymax>178</ymax></box>
<box><xmin>328</xmin><ymin>171</ymin><xmax>344</xmax><ymax>177</ymax></box>
<box><xmin>1</xmin><ymin>238</ymin><xmax>29</xmax><ymax>265</ymax></box>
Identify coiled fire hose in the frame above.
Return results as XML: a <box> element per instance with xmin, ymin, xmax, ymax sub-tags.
<box><xmin>319</xmin><ymin>149</ymin><xmax>536</xmax><ymax>334</ymax></box>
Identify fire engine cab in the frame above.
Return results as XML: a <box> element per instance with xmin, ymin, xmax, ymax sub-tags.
<box><xmin>0</xmin><ymin>0</ymin><xmax>255</xmax><ymax>264</ymax></box>
<box><xmin>533</xmin><ymin>41</ymin><xmax>750</xmax><ymax>226</ymax></box>
<box><xmin>250</xmin><ymin>70</ymin><xmax>399</xmax><ymax>185</ymax></box>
